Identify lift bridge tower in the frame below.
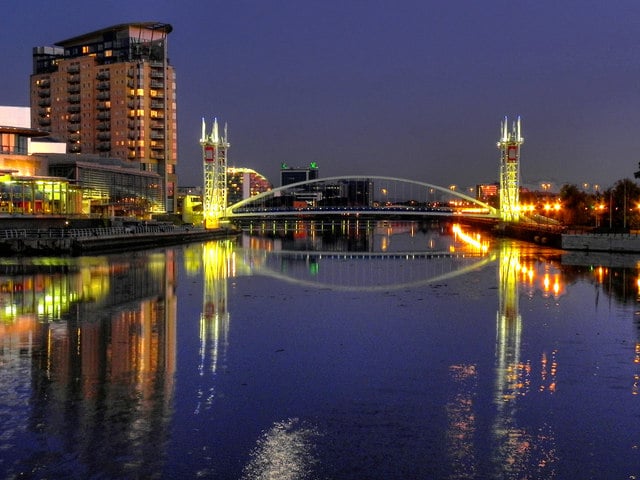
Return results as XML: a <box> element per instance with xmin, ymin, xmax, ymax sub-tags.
<box><xmin>497</xmin><ymin>116</ymin><xmax>523</xmax><ymax>222</ymax></box>
<box><xmin>200</xmin><ymin>118</ymin><xmax>230</xmax><ymax>229</ymax></box>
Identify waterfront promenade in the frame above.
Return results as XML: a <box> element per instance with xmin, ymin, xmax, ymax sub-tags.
<box><xmin>0</xmin><ymin>224</ymin><xmax>238</xmax><ymax>256</ymax></box>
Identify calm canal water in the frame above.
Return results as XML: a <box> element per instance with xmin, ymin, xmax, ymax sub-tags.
<box><xmin>1</xmin><ymin>220</ymin><xmax>639</xmax><ymax>479</ymax></box>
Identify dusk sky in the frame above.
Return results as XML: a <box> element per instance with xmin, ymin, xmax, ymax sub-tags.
<box><xmin>2</xmin><ymin>0</ymin><xmax>639</xmax><ymax>191</ymax></box>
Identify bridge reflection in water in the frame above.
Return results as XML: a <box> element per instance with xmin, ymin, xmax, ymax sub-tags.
<box><xmin>2</xmin><ymin>219</ymin><xmax>639</xmax><ymax>477</ymax></box>
<box><xmin>198</xmin><ymin>219</ymin><xmax>567</xmax><ymax>476</ymax></box>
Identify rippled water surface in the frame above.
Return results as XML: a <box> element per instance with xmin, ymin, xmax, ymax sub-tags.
<box><xmin>1</xmin><ymin>221</ymin><xmax>639</xmax><ymax>479</ymax></box>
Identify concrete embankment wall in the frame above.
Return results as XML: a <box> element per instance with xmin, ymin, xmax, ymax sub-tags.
<box><xmin>561</xmin><ymin>233</ymin><xmax>640</xmax><ymax>253</ymax></box>
<box><xmin>0</xmin><ymin>228</ymin><xmax>237</xmax><ymax>256</ymax></box>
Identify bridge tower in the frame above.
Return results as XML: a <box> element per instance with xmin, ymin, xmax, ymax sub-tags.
<box><xmin>497</xmin><ymin>116</ymin><xmax>524</xmax><ymax>222</ymax></box>
<box><xmin>200</xmin><ymin>118</ymin><xmax>230</xmax><ymax>229</ymax></box>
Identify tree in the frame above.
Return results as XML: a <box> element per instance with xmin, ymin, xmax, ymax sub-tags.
<box><xmin>559</xmin><ymin>184</ymin><xmax>591</xmax><ymax>226</ymax></box>
<box><xmin>605</xmin><ymin>179</ymin><xmax>640</xmax><ymax>231</ymax></box>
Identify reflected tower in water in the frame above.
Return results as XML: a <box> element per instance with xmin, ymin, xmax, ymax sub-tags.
<box><xmin>199</xmin><ymin>240</ymin><xmax>234</xmax><ymax>378</ymax></box>
<box><xmin>492</xmin><ymin>241</ymin><xmax>558</xmax><ymax>477</ymax></box>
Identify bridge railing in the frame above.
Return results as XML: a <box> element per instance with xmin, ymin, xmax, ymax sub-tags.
<box><xmin>0</xmin><ymin>225</ymin><xmax>188</xmax><ymax>239</ymax></box>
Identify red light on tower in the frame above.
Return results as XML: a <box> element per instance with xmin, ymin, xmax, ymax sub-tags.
<box><xmin>205</xmin><ymin>146</ymin><xmax>215</xmax><ymax>162</ymax></box>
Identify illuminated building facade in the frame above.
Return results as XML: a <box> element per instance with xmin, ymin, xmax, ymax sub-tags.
<box><xmin>497</xmin><ymin>116</ymin><xmax>523</xmax><ymax>222</ymax></box>
<box><xmin>0</xmin><ymin>125</ymin><xmax>80</xmax><ymax>216</ymax></box>
<box><xmin>476</xmin><ymin>183</ymin><xmax>498</xmax><ymax>203</ymax></box>
<box><xmin>227</xmin><ymin>167</ymin><xmax>272</xmax><ymax>205</ymax></box>
<box><xmin>47</xmin><ymin>154</ymin><xmax>162</xmax><ymax>218</ymax></box>
<box><xmin>30</xmin><ymin>22</ymin><xmax>177</xmax><ymax>213</ymax></box>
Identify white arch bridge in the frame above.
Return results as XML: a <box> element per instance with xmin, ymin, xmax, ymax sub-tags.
<box><xmin>226</xmin><ymin>176</ymin><xmax>499</xmax><ymax>220</ymax></box>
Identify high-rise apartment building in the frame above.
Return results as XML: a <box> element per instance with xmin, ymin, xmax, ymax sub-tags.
<box><xmin>30</xmin><ymin>22</ymin><xmax>177</xmax><ymax>213</ymax></box>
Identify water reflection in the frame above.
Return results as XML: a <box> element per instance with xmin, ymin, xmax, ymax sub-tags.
<box><xmin>492</xmin><ymin>241</ymin><xmax>559</xmax><ymax>478</ymax></box>
<box><xmin>238</xmin><ymin>220</ymin><xmax>494</xmax><ymax>292</ymax></box>
<box><xmin>0</xmin><ymin>251</ymin><xmax>176</xmax><ymax>479</ymax></box>
<box><xmin>195</xmin><ymin>240</ymin><xmax>234</xmax><ymax>414</ymax></box>
<box><xmin>2</xmin><ymin>220</ymin><xmax>640</xmax><ymax>478</ymax></box>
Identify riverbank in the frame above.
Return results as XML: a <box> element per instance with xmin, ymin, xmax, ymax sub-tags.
<box><xmin>561</xmin><ymin>232</ymin><xmax>640</xmax><ymax>253</ymax></box>
<box><xmin>0</xmin><ymin>225</ymin><xmax>239</xmax><ymax>256</ymax></box>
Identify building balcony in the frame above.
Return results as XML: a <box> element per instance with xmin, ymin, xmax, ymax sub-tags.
<box><xmin>67</xmin><ymin>123</ymin><xmax>80</xmax><ymax>132</ymax></box>
<box><xmin>97</xmin><ymin>132</ymin><xmax>111</xmax><ymax>141</ymax></box>
<box><xmin>67</xmin><ymin>64</ymin><xmax>80</xmax><ymax>74</ymax></box>
<box><xmin>97</xmin><ymin>142</ymin><xmax>111</xmax><ymax>151</ymax></box>
<box><xmin>149</xmin><ymin>60</ymin><xmax>164</xmax><ymax>68</ymax></box>
<box><xmin>68</xmin><ymin>133</ymin><xmax>80</xmax><ymax>142</ymax></box>
<box><xmin>150</xmin><ymin>133</ymin><xmax>165</xmax><ymax>140</ymax></box>
<box><xmin>97</xmin><ymin>81</ymin><xmax>110</xmax><ymax>90</ymax></box>
<box><xmin>68</xmin><ymin>94</ymin><xmax>81</xmax><ymax>103</ymax></box>
<box><xmin>38</xmin><ymin>117</ymin><xmax>51</xmax><ymax>126</ymax></box>
<box><xmin>150</xmin><ymin>152</ymin><xmax>165</xmax><ymax>160</ymax></box>
<box><xmin>67</xmin><ymin>85</ymin><xmax>80</xmax><ymax>94</ymax></box>
<box><xmin>69</xmin><ymin>144</ymin><xmax>81</xmax><ymax>153</ymax></box>
<box><xmin>37</xmin><ymin>79</ymin><xmax>50</xmax><ymax>88</ymax></box>
<box><xmin>38</xmin><ymin>98</ymin><xmax>51</xmax><ymax>107</ymax></box>
<box><xmin>67</xmin><ymin>74</ymin><xmax>80</xmax><ymax>84</ymax></box>
<box><xmin>67</xmin><ymin>105</ymin><xmax>81</xmax><ymax>114</ymax></box>
<box><xmin>97</xmin><ymin>102</ymin><xmax>110</xmax><ymax>110</ymax></box>
<box><xmin>97</xmin><ymin>122</ymin><xmax>110</xmax><ymax>131</ymax></box>
<box><xmin>97</xmin><ymin>71</ymin><xmax>110</xmax><ymax>80</ymax></box>
<box><xmin>150</xmin><ymin>70</ymin><xmax>164</xmax><ymax>79</ymax></box>
<box><xmin>150</xmin><ymin>122</ymin><xmax>164</xmax><ymax>130</ymax></box>
<box><xmin>97</xmin><ymin>91</ymin><xmax>110</xmax><ymax>100</ymax></box>
<box><xmin>150</xmin><ymin>101</ymin><xmax>164</xmax><ymax>109</ymax></box>
<box><xmin>127</xmin><ymin>68</ymin><xmax>135</xmax><ymax>78</ymax></box>
<box><xmin>97</xmin><ymin>111</ymin><xmax>111</xmax><ymax>120</ymax></box>
<box><xmin>69</xmin><ymin>114</ymin><xmax>81</xmax><ymax>123</ymax></box>
<box><xmin>150</xmin><ymin>142</ymin><xmax>165</xmax><ymax>150</ymax></box>
<box><xmin>150</xmin><ymin>81</ymin><xmax>164</xmax><ymax>89</ymax></box>
<box><xmin>38</xmin><ymin>89</ymin><xmax>51</xmax><ymax>97</ymax></box>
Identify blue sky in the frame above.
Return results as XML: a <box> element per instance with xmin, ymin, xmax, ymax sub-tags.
<box><xmin>2</xmin><ymin>0</ymin><xmax>639</xmax><ymax>191</ymax></box>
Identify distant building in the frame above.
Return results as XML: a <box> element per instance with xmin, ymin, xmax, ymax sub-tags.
<box><xmin>227</xmin><ymin>167</ymin><xmax>272</xmax><ymax>205</ymax></box>
<box><xmin>280</xmin><ymin>162</ymin><xmax>319</xmax><ymax>186</ymax></box>
<box><xmin>476</xmin><ymin>183</ymin><xmax>498</xmax><ymax>202</ymax></box>
<box><xmin>30</xmin><ymin>22</ymin><xmax>177</xmax><ymax>213</ymax></box>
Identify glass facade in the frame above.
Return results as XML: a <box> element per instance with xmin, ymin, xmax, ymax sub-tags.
<box><xmin>48</xmin><ymin>157</ymin><xmax>162</xmax><ymax>218</ymax></box>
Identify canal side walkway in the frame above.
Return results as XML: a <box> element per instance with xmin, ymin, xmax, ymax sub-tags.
<box><xmin>0</xmin><ymin>225</ymin><xmax>239</xmax><ymax>256</ymax></box>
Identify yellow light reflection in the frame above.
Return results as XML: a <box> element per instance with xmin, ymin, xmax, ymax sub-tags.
<box><xmin>452</xmin><ymin>224</ymin><xmax>489</xmax><ymax>253</ymax></box>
